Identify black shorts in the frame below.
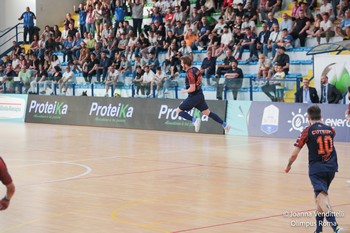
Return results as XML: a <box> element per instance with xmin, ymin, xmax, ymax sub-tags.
<box><xmin>309</xmin><ymin>172</ymin><xmax>335</xmax><ymax>197</ymax></box>
<box><xmin>179</xmin><ymin>92</ymin><xmax>208</xmax><ymax>112</ymax></box>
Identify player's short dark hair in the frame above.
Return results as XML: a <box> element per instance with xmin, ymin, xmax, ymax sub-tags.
<box><xmin>180</xmin><ymin>55</ymin><xmax>193</xmax><ymax>66</ymax></box>
<box><xmin>307</xmin><ymin>105</ymin><xmax>321</xmax><ymax>121</ymax></box>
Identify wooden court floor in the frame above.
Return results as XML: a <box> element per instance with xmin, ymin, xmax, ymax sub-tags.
<box><xmin>0</xmin><ymin>122</ymin><xmax>349</xmax><ymax>233</ymax></box>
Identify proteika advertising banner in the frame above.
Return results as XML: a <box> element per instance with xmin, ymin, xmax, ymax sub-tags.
<box><xmin>25</xmin><ymin>95</ymin><xmax>227</xmax><ymax>134</ymax></box>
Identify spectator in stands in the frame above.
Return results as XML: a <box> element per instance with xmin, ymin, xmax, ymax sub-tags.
<box><xmin>18</xmin><ymin>6</ymin><xmax>36</xmax><ymax>44</ymax></box>
<box><xmin>184</xmin><ymin>28</ymin><xmax>199</xmax><ymax>50</ymax></box>
<box><xmin>129</xmin><ymin>0</ymin><xmax>144</xmax><ymax>36</ymax></box>
<box><xmin>272</xmin><ymin>46</ymin><xmax>290</xmax><ymax>74</ymax></box>
<box><xmin>48</xmin><ymin>54</ymin><xmax>61</xmax><ymax>75</ymax></box>
<box><xmin>74</xmin><ymin>3</ymin><xmax>87</xmax><ymax>37</ymax></box>
<box><xmin>101</xmin><ymin>23</ymin><xmax>113</xmax><ymax>40</ymax></box>
<box><xmin>165</xmin><ymin>7</ymin><xmax>175</xmax><ymax>24</ymax></box>
<box><xmin>280</xmin><ymin>13</ymin><xmax>293</xmax><ymax>34</ymax></box>
<box><xmin>86</xmin><ymin>32</ymin><xmax>96</xmax><ymax>52</ymax></box>
<box><xmin>101</xmin><ymin>1</ymin><xmax>111</xmax><ymax>26</ymax></box>
<box><xmin>142</xmin><ymin>30</ymin><xmax>157</xmax><ymax>59</ymax></box>
<box><xmin>94</xmin><ymin>3</ymin><xmax>103</xmax><ymax>37</ymax></box>
<box><xmin>67</xmin><ymin>22</ymin><xmax>78</xmax><ymax>38</ymax></box>
<box><xmin>147</xmin><ymin>51</ymin><xmax>160</xmax><ymax>73</ymax></box>
<box><xmin>178</xmin><ymin>40</ymin><xmax>193</xmax><ymax>61</ymax></box>
<box><xmin>83</xmin><ymin>53</ymin><xmax>99</xmax><ymax>83</ymax></box>
<box><xmin>217</xmin><ymin>60</ymin><xmax>244</xmax><ymax>100</ymax></box>
<box><xmin>119</xmin><ymin>54</ymin><xmax>132</xmax><ymax>84</ymax></box>
<box><xmin>223</xmin><ymin>6</ymin><xmax>235</xmax><ymax>27</ymax></box>
<box><xmin>201</xmin><ymin>50</ymin><xmax>216</xmax><ymax>86</ymax></box>
<box><xmin>262</xmin><ymin>63</ymin><xmax>285</xmax><ymax>102</ymax></box>
<box><xmin>62</xmin><ymin>35</ymin><xmax>74</xmax><ymax>63</ymax></box>
<box><xmin>265</xmin><ymin>12</ymin><xmax>279</xmax><ymax>31</ymax></box>
<box><xmin>237</xmin><ymin>27</ymin><xmax>258</xmax><ymax>62</ymax></box>
<box><xmin>105</xmin><ymin>64</ymin><xmax>122</xmax><ymax>97</ymax></box>
<box><xmin>297</xmin><ymin>2</ymin><xmax>314</xmax><ymax>22</ymax></box>
<box><xmin>96</xmin><ymin>50</ymin><xmax>111</xmax><ymax>83</ymax></box>
<box><xmin>307</xmin><ymin>0</ymin><xmax>317</xmax><ymax>10</ymax></box>
<box><xmin>125</xmin><ymin>33</ymin><xmax>138</xmax><ymax>60</ymax></box>
<box><xmin>320</xmin><ymin>75</ymin><xmax>343</xmax><ymax>103</ymax></box>
<box><xmin>214</xmin><ymin>49</ymin><xmax>236</xmax><ymax>83</ymax></box>
<box><xmin>241</xmin><ymin>15</ymin><xmax>256</xmax><ymax>33</ymax></box>
<box><xmin>140</xmin><ymin>65</ymin><xmax>155</xmax><ymax>96</ymax></box>
<box><xmin>30</xmin><ymin>35</ymin><xmax>40</xmax><ymax>56</ymax></box>
<box><xmin>196</xmin><ymin>17</ymin><xmax>211</xmax><ymax>49</ymax></box>
<box><xmin>231</xmin><ymin>25</ymin><xmax>244</xmax><ymax>58</ymax></box>
<box><xmin>291</xmin><ymin>0</ymin><xmax>300</xmax><ymax>19</ymax></box>
<box><xmin>30</xmin><ymin>64</ymin><xmax>48</xmax><ymax>94</ymax></box>
<box><xmin>337</xmin><ymin>0</ymin><xmax>350</xmax><ymax>20</ymax></box>
<box><xmin>45</xmin><ymin>65</ymin><xmax>62</xmax><ymax>94</ymax></box>
<box><xmin>295</xmin><ymin>78</ymin><xmax>320</xmax><ymax>103</ymax></box>
<box><xmin>133</xmin><ymin>65</ymin><xmax>145</xmax><ymax>95</ymax></box>
<box><xmin>172</xmin><ymin>6</ymin><xmax>184</xmax><ymax>24</ymax></box>
<box><xmin>189</xmin><ymin>7</ymin><xmax>202</xmax><ymax>27</ymax></box>
<box><xmin>17</xmin><ymin>65</ymin><xmax>31</xmax><ymax>93</ymax></box>
<box><xmin>63</xmin><ymin>13</ymin><xmax>75</xmax><ymax>28</ymax></box>
<box><xmin>215</xmin><ymin>26</ymin><xmax>233</xmax><ymax>57</ymax></box>
<box><xmin>164</xmin><ymin>30</ymin><xmax>178</xmax><ymax>51</ymax></box>
<box><xmin>155</xmin><ymin>0</ymin><xmax>169</xmax><ymax>15</ymax></box>
<box><xmin>135</xmin><ymin>33</ymin><xmax>150</xmax><ymax>57</ymax></box>
<box><xmin>152</xmin><ymin>67</ymin><xmax>166</xmax><ymax>96</ymax></box>
<box><xmin>53</xmin><ymin>25</ymin><xmax>62</xmax><ymax>51</ymax></box>
<box><xmin>163</xmin><ymin>65</ymin><xmax>179</xmax><ymax>94</ymax></box>
<box><xmin>174</xmin><ymin>21</ymin><xmax>185</xmax><ymax>42</ymax></box>
<box><xmin>234</xmin><ymin>3</ymin><xmax>245</xmax><ymax>18</ymax></box>
<box><xmin>290</xmin><ymin>10</ymin><xmax>311</xmax><ymax>47</ymax></box>
<box><xmin>315</xmin><ymin>13</ymin><xmax>335</xmax><ymax>44</ymax></box>
<box><xmin>45</xmin><ymin>35</ymin><xmax>56</xmax><ymax>56</ymax></box>
<box><xmin>206</xmin><ymin>33</ymin><xmax>219</xmax><ymax>56</ymax></box>
<box><xmin>222</xmin><ymin>0</ymin><xmax>233</xmax><ymax>10</ymax></box>
<box><xmin>133</xmin><ymin>54</ymin><xmax>146</xmax><ymax>73</ymax></box>
<box><xmin>1</xmin><ymin>64</ymin><xmax>16</xmax><ymax>93</ymax></box>
<box><xmin>261</xmin><ymin>0</ymin><xmax>281</xmax><ymax>22</ymax></box>
<box><xmin>256</xmin><ymin>23</ymin><xmax>270</xmax><ymax>54</ymax></box>
<box><xmin>257</xmin><ymin>54</ymin><xmax>271</xmax><ymax>83</ymax></box>
<box><xmin>320</xmin><ymin>0</ymin><xmax>334</xmax><ymax>20</ymax></box>
<box><xmin>244</xmin><ymin>2</ymin><xmax>258</xmax><ymax>24</ymax></box>
<box><xmin>86</xmin><ymin>4</ymin><xmax>96</xmax><ymax>34</ymax></box>
<box><xmin>212</xmin><ymin>17</ymin><xmax>226</xmax><ymax>37</ymax></box>
<box><xmin>181</xmin><ymin>0</ymin><xmax>191</xmax><ymax>19</ymax></box>
<box><xmin>306</xmin><ymin>14</ymin><xmax>322</xmax><ymax>37</ymax></box>
<box><xmin>277</xmin><ymin>29</ymin><xmax>294</xmax><ymax>49</ymax></box>
<box><xmin>58</xmin><ymin>65</ymin><xmax>75</xmax><ymax>95</ymax></box>
<box><xmin>335</xmin><ymin>9</ymin><xmax>350</xmax><ymax>39</ymax></box>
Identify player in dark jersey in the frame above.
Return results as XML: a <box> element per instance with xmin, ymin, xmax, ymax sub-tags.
<box><xmin>0</xmin><ymin>157</ymin><xmax>15</xmax><ymax>211</ymax></box>
<box><xmin>175</xmin><ymin>55</ymin><xmax>230</xmax><ymax>133</ymax></box>
<box><xmin>285</xmin><ymin>105</ymin><xmax>344</xmax><ymax>233</ymax></box>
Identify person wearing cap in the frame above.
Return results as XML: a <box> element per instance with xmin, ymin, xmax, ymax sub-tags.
<box><xmin>212</xmin><ymin>17</ymin><xmax>226</xmax><ymax>36</ymax></box>
<box><xmin>272</xmin><ymin>46</ymin><xmax>290</xmax><ymax>74</ymax></box>
<box><xmin>237</xmin><ymin>26</ymin><xmax>258</xmax><ymax>61</ymax></box>
<box><xmin>232</xmin><ymin>25</ymin><xmax>244</xmax><ymax>58</ymax></box>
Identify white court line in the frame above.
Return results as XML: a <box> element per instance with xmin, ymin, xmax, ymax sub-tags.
<box><xmin>6</xmin><ymin>159</ymin><xmax>92</xmax><ymax>185</ymax></box>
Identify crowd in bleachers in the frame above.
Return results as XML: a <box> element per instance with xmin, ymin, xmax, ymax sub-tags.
<box><xmin>1</xmin><ymin>0</ymin><xmax>350</xmax><ymax>100</ymax></box>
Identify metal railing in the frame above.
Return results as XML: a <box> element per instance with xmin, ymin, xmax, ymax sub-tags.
<box><xmin>0</xmin><ymin>23</ymin><xmax>23</xmax><ymax>59</ymax></box>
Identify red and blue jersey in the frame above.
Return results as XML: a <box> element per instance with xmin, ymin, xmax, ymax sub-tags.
<box><xmin>0</xmin><ymin>157</ymin><xmax>12</xmax><ymax>186</ymax></box>
<box><xmin>185</xmin><ymin>67</ymin><xmax>202</xmax><ymax>95</ymax></box>
<box><xmin>294</xmin><ymin>122</ymin><xmax>338</xmax><ymax>175</ymax></box>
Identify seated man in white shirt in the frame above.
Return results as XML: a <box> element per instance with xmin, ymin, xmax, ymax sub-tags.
<box><xmin>105</xmin><ymin>65</ymin><xmax>122</xmax><ymax>97</ymax></box>
<box><xmin>58</xmin><ymin>65</ymin><xmax>75</xmax><ymax>95</ymax></box>
<box><xmin>141</xmin><ymin>65</ymin><xmax>155</xmax><ymax>96</ymax></box>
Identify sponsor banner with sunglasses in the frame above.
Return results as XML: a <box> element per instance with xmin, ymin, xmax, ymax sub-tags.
<box><xmin>226</xmin><ymin>101</ymin><xmax>350</xmax><ymax>142</ymax></box>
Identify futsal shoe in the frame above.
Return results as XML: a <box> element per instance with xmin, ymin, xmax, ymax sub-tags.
<box><xmin>335</xmin><ymin>227</ymin><xmax>345</xmax><ymax>233</ymax></box>
<box><xmin>224</xmin><ymin>125</ymin><xmax>231</xmax><ymax>134</ymax></box>
<box><xmin>193</xmin><ymin>118</ymin><xmax>201</xmax><ymax>132</ymax></box>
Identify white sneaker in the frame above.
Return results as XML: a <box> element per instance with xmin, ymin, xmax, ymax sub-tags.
<box><xmin>224</xmin><ymin>124</ymin><xmax>231</xmax><ymax>134</ymax></box>
<box><xmin>193</xmin><ymin>118</ymin><xmax>201</xmax><ymax>132</ymax></box>
<box><xmin>347</xmin><ymin>180</ymin><xmax>350</xmax><ymax>184</ymax></box>
<box><xmin>336</xmin><ymin>227</ymin><xmax>345</xmax><ymax>233</ymax></box>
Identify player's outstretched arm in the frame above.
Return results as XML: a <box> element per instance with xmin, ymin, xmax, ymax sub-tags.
<box><xmin>0</xmin><ymin>182</ymin><xmax>15</xmax><ymax>211</ymax></box>
<box><xmin>285</xmin><ymin>147</ymin><xmax>301</xmax><ymax>173</ymax></box>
